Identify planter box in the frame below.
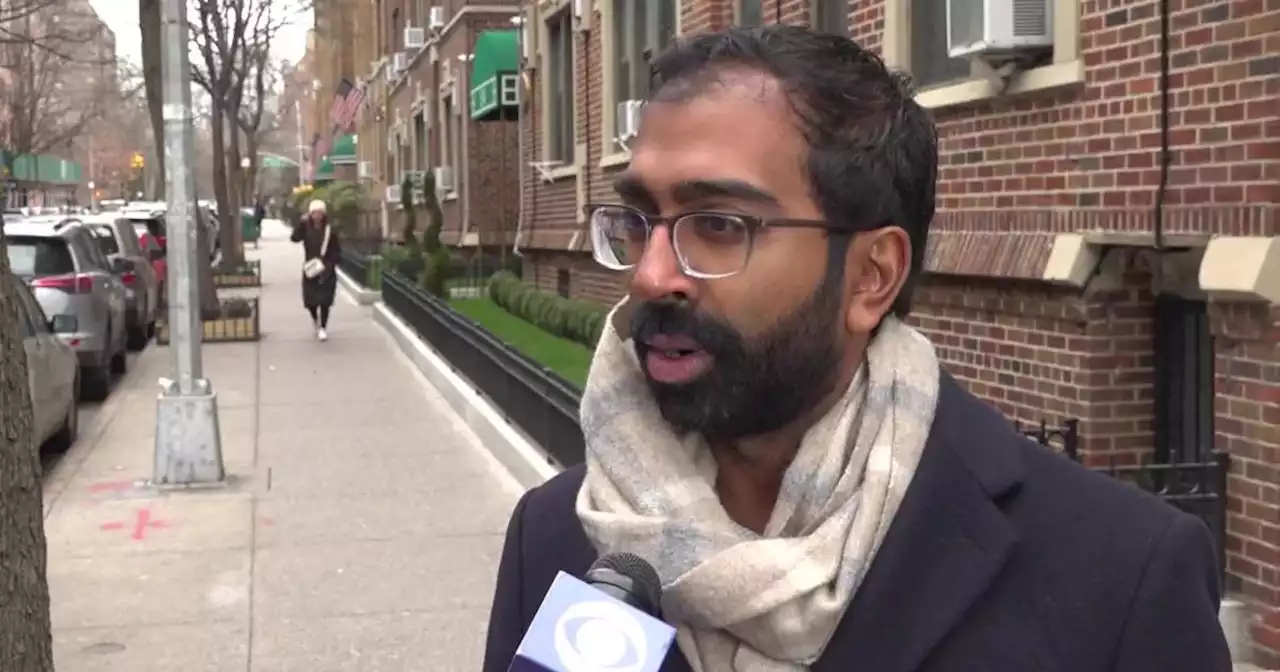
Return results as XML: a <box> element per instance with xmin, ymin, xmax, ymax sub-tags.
<box><xmin>213</xmin><ymin>260</ymin><xmax>262</xmax><ymax>288</ymax></box>
<box><xmin>156</xmin><ymin>297</ymin><xmax>261</xmax><ymax>345</ymax></box>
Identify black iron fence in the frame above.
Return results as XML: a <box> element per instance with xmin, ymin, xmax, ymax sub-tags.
<box><xmin>382</xmin><ymin>271</ymin><xmax>585</xmax><ymax>468</ymax></box>
<box><xmin>1019</xmin><ymin>417</ymin><xmax>1229</xmax><ymax>579</ymax></box>
<box><xmin>374</xmin><ymin>271</ymin><xmax>1230</xmax><ymax>578</ymax></box>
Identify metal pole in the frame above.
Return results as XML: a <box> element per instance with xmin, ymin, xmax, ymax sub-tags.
<box><xmin>153</xmin><ymin>0</ymin><xmax>224</xmax><ymax>486</ymax></box>
<box><xmin>295</xmin><ymin>101</ymin><xmax>306</xmax><ymax>186</ymax></box>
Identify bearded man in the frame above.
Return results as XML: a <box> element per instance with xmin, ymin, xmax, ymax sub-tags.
<box><xmin>483</xmin><ymin>25</ymin><xmax>1231</xmax><ymax>672</ymax></box>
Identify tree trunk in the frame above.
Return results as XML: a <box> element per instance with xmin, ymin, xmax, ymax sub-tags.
<box><xmin>0</xmin><ymin>218</ymin><xmax>55</xmax><ymax>672</ymax></box>
<box><xmin>217</xmin><ymin>113</ymin><xmax>245</xmax><ymax>270</ymax></box>
<box><xmin>139</xmin><ymin>0</ymin><xmax>165</xmax><ymax>199</ymax></box>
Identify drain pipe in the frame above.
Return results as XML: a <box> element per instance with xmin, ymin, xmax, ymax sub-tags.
<box><xmin>1152</xmin><ymin>0</ymin><xmax>1171</xmax><ymax>288</ymax></box>
<box><xmin>512</xmin><ymin>13</ymin><xmax>528</xmax><ymax>258</ymax></box>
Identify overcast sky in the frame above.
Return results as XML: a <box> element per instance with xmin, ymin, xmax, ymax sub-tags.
<box><xmin>87</xmin><ymin>0</ymin><xmax>313</xmax><ymax>68</ymax></box>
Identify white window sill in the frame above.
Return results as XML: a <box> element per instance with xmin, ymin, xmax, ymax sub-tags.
<box><xmin>599</xmin><ymin>151</ymin><xmax>630</xmax><ymax>169</ymax></box>
<box><xmin>546</xmin><ymin>164</ymin><xmax>580</xmax><ymax>182</ymax></box>
<box><xmin>915</xmin><ymin>59</ymin><xmax>1084</xmax><ymax>111</ymax></box>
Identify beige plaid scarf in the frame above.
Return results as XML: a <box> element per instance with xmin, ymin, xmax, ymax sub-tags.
<box><xmin>576</xmin><ymin>304</ymin><xmax>941</xmax><ymax>671</ymax></box>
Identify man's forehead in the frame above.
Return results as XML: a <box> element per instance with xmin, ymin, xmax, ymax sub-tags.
<box><xmin>618</xmin><ymin>73</ymin><xmax>803</xmax><ymax>204</ymax></box>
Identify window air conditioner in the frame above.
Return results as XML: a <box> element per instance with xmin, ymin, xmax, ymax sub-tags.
<box><xmin>946</xmin><ymin>0</ymin><xmax>1053</xmax><ymax>59</ymax></box>
<box><xmin>393</xmin><ymin>51</ymin><xmax>409</xmax><ymax>72</ymax></box>
<box><xmin>401</xmin><ymin>170</ymin><xmax>425</xmax><ymax>185</ymax></box>
<box><xmin>385</xmin><ymin>185</ymin><xmax>401</xmax><ymax>203</ymax></box>
<box><xmin>434</xmin><ymin>166</ymin><xmax>455</xmax><ymax>192</ymax></box>
<box><xmin>358</xmin><ymin>161</ymin><xmax>373</xmax><ymax>178</ymax></box>
<box><xmin>428</xmin><ymin>6</ymin><xmax>446</xmax><ymax>30</ymax></box>
<box><xmin>404</xmin><ymin>26</ymin><xmax>426</xmax><ymax>49</ymax></box>
<box><xmin>617</xmin><ymin>100</ymin><xmax>643</xmax><ymax>140</ymax></box>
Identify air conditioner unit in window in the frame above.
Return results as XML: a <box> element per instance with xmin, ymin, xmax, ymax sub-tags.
<box><xmin>385</xmin><ymin>185</ymin><xmax>401</xmax><ymax>203</ymax></box>
<box><xmin>946</xmin><ymin>0</ymin><xmax>1053</xmax><ymax>60</ymax></box>
<box><xmin>393</xmin><ymin>51</ymin><xmax>410</xmax><ymax>72</ymax></box>
<box><xmin>401</xmin><ymin>170</ymin><xmax>425</xmax><ymax>185</ymax></box>
<box><xmin>358</xmin><ymin>161</ymin><xmax>373</xmax><ymax>179</ymax></box>
<box><xmin>404</xmin><ymin>26</ymin><xmax>426</xmax><ymax>49</ymax></box>
<box><xmin>617</xmin><ymin>100</ymin><xmax>644</xmax><ymax>141</ymax></box>
<box><xmin>428</xmin><ymin>6</ymin><xmax>446</xmax><ymax>30</ymax></box>
<box><xmin>434</xmin><ymin>166</ymin><xmax>455</xmax><ymax>192</ymax></box>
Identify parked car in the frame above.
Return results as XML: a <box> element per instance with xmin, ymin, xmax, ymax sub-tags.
<box><xmin>78</xmin><ymin>214</ymin><xmax>162</xmax><ymax>349</ymax></box>
<box><xmin>5</xmin><ymin>220</ymin><xmax>128</xmax><ymax>400</ymax></box>
<box><xmin>7</xmin><ymin>273</ymin><xmax>79</xmax><ymax>451</ymax></box>
<box><xmin>122</xmin><ymin>203</ymin><xmax>219</xmax><ymax>264</ymax></box>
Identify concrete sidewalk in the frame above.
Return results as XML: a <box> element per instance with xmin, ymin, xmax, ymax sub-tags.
<box><xmin>42</xmin><ymin>221</ymin><xmax>522</xmax><ymax>671</ymax></box>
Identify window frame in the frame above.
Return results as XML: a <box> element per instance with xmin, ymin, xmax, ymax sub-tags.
<box><xmin>599</xmin><ymin>0</ymin><xmax>679</xmax><ymax>164</ymax></box>
<box><xmin>882</xmin><ymin>0</ymin><xmax>1083</xmax><ymax>110</ymax></box>
<box><xmin>542</xmin><ymin>8</ymin><xmax>576</xmax><ymax>166</ymax></box>
<box><xmin>811</xmin><ymin>0</ymin><xmax>850</xmax><ymax>36</ymax></box>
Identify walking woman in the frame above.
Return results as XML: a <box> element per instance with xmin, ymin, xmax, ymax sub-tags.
<box><xmin>291</xmin><ymin>199</ymin><xmax>342</xmax><ymax>341</ymax></box>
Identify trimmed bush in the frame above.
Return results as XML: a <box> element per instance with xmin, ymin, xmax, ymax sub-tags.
<box><xmin>487</xmin><ymin>271</ymin><xmax>607</xmax><ymax>347</ymax></box>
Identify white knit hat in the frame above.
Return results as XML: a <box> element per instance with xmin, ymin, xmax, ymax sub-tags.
<box><xmin>308</xmin><ymin>199</ymin><xmax>326</xmax><ymax>214</ymax></box>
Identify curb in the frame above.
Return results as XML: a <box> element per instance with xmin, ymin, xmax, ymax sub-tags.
<box><xmin>371</xmin><ymin>301</ymin><xmax>559</xmax><ymax>490</ymax></box>
<box><xmin>335</xmin><ymin>266</ymin><xmax>381</xmax><ymax>305</ymax></box>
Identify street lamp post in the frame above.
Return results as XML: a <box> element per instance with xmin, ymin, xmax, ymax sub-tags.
<box><xmin>154</xmin><ymin>0</ymin><xmax>225</xmax><ymax>486</ymax></box>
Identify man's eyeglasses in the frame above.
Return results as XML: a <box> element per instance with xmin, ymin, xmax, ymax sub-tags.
<box><xmin>585</xmin><ymin>204</ymin><xmax>878</xmax><ymax>279</ymax></box>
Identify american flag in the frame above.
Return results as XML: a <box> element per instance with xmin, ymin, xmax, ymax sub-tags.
<box><xmin>328</xmin><ymin>78</ymin><xmax>365</xmax><ymax>132</ymax></box>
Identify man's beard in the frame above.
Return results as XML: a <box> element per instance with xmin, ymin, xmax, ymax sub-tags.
<box><xmin>630</xmin><ymin>280</ymin><xmax>845</xmax><ymax>443</ymax></box>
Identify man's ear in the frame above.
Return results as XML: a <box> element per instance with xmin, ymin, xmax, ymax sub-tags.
<box><xmin>844</xmin><ymin>226</ymin><xmax>911</xmax><ymax>334</ymax></box>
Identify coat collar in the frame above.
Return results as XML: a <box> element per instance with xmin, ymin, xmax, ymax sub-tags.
<box><xmin>811</xmin><ymin>371</ymin><xmax>1026</xmax><ymax>672</ymax></box>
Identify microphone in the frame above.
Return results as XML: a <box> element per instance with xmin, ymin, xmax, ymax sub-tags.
<box><xmin>508</xmin><ymin>553</ymin><xmax>677</xmax><ymax>672</ymax></box>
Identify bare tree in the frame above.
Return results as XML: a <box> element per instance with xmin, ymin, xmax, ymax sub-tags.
<box><xmin>0</xmin><ymin>4</ymin><xmax>116</xmax><ymax>158</ymax></box>
<box><xmin>139</xmin><ymin>0</ymin><xmax>163</xmax><ymax>199</ymax></box>
<box><xmin>0</xmin><ymin>221</ymin><xmax>49</xmax><ymax>672</ymax></box>
<box><xmin>237</xmin><ymin>48</ymin><xmax>284</xmax><ymax>208</ymax></box>
<box><xmin>0</xmin><ymin>1</ymin><xmax>119</xmax><ymax>665</ymax></box>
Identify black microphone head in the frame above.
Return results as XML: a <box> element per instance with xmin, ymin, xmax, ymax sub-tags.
<box><xmin>586</xmin><ymin>552</ymin><xmax>663</xmax><ymax>617</ymax></box>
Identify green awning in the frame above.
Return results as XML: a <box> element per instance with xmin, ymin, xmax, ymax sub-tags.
<box><xmin>1</xmin><ymin>154</ymin><xmax>81</xmax><ymax>184</ymax></box>
<box><xmin>261</xmin><ymin>153</ymin><xmax>299</xmax><ymax>169</ymax></box>
<box><xmin>469</xmin><ymin>30</ymin><xmax>519</xmax><ymax>121</ymax></box>
<box><xmin>328</xmin><ymin>134</ymin><xmax>357</xmax><ymax>163</ymax></box>
<box><xmin>314</xmin><ymin>156</ymin><xmax>335</xmax><ymax>182</ymax></box>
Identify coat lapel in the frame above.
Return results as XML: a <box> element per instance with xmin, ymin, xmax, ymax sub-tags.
<box><xmin>813</xmin><ymin>374</ymin><xmax>1026</xmax><ymax>672</ymax></box>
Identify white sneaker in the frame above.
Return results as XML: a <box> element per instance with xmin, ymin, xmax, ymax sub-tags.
<box><xmin>317</xmin><ymin>328</ymin><xmax>327</xmax><ymax>342</ymax></box>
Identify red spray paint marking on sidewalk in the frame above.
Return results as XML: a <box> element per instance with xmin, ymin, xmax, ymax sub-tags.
<box><xmin>99</xmin><ymin>509</ymin><xmax>168</xmax><ymax>541</ymax></box>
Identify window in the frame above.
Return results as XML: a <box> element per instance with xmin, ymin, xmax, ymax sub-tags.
<box><xmin>546</xmin><ymin>10</ymin><xmax>575</xmax><ymax>163</ymax></box>
<box><xmin>414</xmin><ymin>111</ymin><xmax>427</xmax><ymax>171</ymax></box>
<box><xmin>6</xmin><ymin>237</ymin><xmax>75</xmax><ymax>277</ymax></box>
<box><xmin>812</xmin><ymin>0</ymin><xmax>849</xmax><ymax>35</ymax></box>
<box><xmin>738</xmin><ymin>0</ymin><xmax>763</xmax><ymax>26</ymax></box>
<box><xmin>909</xmin><ymin>0</ymin><xmax>970</xmax><ymax>88</ymax></box>
<box><xmin>614</xmin><ymin>0</ymin><xmax>677</xmax><ymax>105</ymax></box>
<box><xmin>89</xmin><ymin>224</ymin><xmax>120</xmax><ymax>255</ymax></box>
<box><xmin>556</xmin><ymin>269</ymin><xmax>570</xmax><ymax>298</ymax></box>
<box><xmin>441</xmin><ymin>96</ymin><xmax>455</xmax><ymax>173</ymax></box>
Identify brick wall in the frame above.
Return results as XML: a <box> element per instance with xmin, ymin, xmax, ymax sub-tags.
<box><xmin>515</xmin><ymin>0</ymin><xmax>1280</xmax><ymax>661</ymax></box>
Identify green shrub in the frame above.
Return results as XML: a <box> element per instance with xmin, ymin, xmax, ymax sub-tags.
<box><xmin>400</xmin><ymin>176</ymin><xmax>418</xmax><ymax>245</ymax></box>
<box><xmin>419</xmin><ymin>247</ymin><xmax>451</xmax><ymax>298</ymax></box>
<box><xmin>365</xmin><ymin>255</ymin><xmax>385</xmax><ymax>290</ymax></box>
<box><xmin>486</xmin><ymin>270</ymin><xmax>606</xmax><ymax>347</ymax></box>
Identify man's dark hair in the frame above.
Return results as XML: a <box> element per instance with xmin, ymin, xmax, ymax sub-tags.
<box><xmin>648</xmin><ymin>25</ymin><xmax>937</xmax><ymax>317</ymax></box>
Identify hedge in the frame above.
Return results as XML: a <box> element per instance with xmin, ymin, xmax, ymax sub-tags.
<box><xmin>488</xmin><ymin>271</ymin><xmax>606</xmax><ymax>348</ymax></box>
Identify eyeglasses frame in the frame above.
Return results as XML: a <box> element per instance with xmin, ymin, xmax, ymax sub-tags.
<box><xmin>584</xmin><ymin>203</ymin><xmax>883</xmax><ymax>279</ymax></box>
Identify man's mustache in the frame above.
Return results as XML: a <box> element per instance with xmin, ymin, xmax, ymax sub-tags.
<box><xmin>630</xmin><ymin>300</ymin><xmax>740</xmax><ymax>354</ymax></box>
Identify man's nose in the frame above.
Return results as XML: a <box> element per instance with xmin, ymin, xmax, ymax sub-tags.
<box><xmin>629</xmin><ymin>225</ymin><xmax>695</xmax><ymax>303</ymax></box>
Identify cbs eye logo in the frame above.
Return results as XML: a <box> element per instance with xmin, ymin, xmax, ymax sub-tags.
<box><xmin>553</xmin><ymin>600</ymin><xmax>649</xmax><ymax>672</ymax></box>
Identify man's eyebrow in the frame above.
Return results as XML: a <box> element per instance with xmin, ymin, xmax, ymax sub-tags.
<box><xmin>612</xmin><ymin>174</ymin><xmax>652</xmax><ymax>205</ymax></box>
<box><xmin>671</xmin><ymin>179</ymin><xmax>781</xmax><ymax>208</ymax></box>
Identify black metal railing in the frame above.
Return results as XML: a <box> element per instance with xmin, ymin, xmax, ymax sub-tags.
<box><xmin>382</xmin><ymin>271</ymin><xmax>585</xmax><ymax>468</ymax></box>
<box><xmin>1019</xmin><ymin>416</ymin><xmax>1229</xmax><ymax>580</ymax></box>
<box><xmin>339</xmin><ymin>250</ymin><xmax>372</xmax><ymax>288</ymax></box>
<box><xmin>1016</xmin><ymin>418</ymin><xmax>1080</xmax><ymax>460</ymax></box>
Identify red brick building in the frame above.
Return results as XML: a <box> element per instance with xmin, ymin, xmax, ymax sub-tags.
<box><xmin>344</xmin><ymin>0</ymin><xmax>522</xmax><ymax>247</ymax></box>
<box><xmin>514</xmin><ymin>0</ymin><xmax>1279</xmax><ymax>662</ymax></box>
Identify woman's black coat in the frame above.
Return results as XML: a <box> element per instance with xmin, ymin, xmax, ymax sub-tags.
<box><xmin>290</xmin><ymin>218</ymin><xmax>342</xmax><ymax>308</ymax></box>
